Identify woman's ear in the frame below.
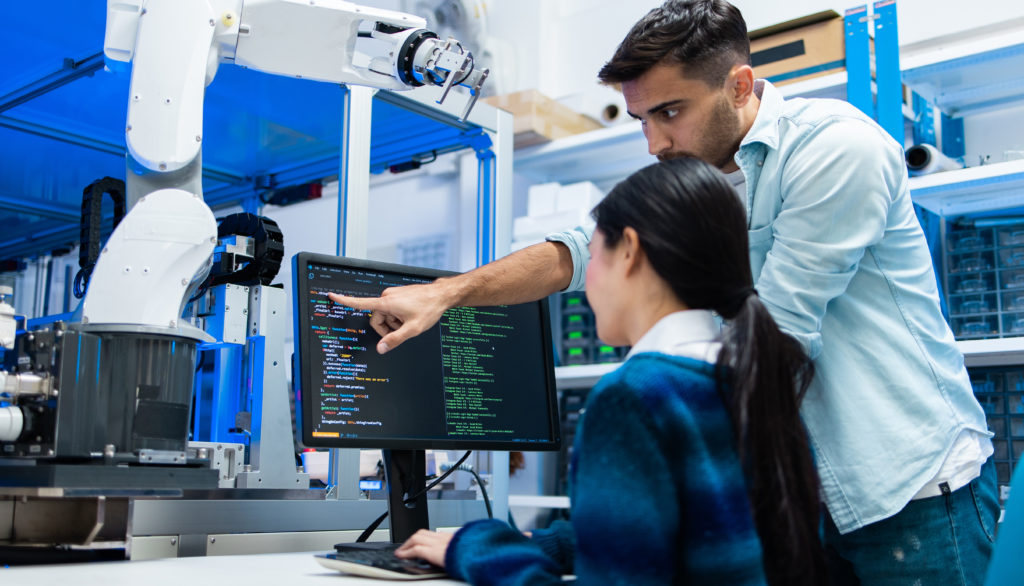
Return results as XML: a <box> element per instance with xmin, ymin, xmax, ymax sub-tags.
<box><xmin>620</xmin><ymin>227</ymin><xmax>645</xmax><ymax>275</ymax></box>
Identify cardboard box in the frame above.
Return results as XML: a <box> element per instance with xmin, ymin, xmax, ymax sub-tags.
<box><xmin>483</xmin><ymin>90</ymin><xmax>603</xmax><ymax>149</ymax></box>
<box><xmin>749</xmin><ymin>11</ymin><xmax>846</xmax><ymax>86</ymax></box>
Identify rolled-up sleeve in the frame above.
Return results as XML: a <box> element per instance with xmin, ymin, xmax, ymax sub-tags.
<box><xmin>546</xmin><ymin>223</ymin><xmax>594</xmax><ymax>292</ymax></box>
<box><xmin>758</xmin><ymin>118</ymin><xmax>901</xmax><ymax>359</ymax></box>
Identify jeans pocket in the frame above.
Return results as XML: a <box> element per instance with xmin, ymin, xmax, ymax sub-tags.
<box><xmin>970</xmin><ymin>481</ymin><xmax>997</xmax><ymax>543</ymax></box>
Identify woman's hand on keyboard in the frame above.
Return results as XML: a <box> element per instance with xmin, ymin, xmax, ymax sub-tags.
<box><xmin>394</xmin><ymin>529</ymin><xmax>453</xmax><ymax>568</ymax></box>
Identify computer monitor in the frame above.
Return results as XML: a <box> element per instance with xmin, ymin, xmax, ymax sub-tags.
<box><xmin>292</xmin><ymin>252</ymin><xmax>561</xmax><ymax>542</ymax></box>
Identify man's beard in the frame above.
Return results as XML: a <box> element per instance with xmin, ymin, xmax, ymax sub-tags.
<box><xmin>657</xmin><ymin>96</ymin><xmax>741</xmax><ymax>170</ymax></box>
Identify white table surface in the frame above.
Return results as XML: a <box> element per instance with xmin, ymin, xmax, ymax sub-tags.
<box><xmin>0</xmin><ymin>550</ymin><xmax>467</xmax><ymax>586</ymax></box>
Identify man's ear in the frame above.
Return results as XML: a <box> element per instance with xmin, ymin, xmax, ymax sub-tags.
<box><xmin>730</xmin><ymin>64</ymin><xmax>755</xmax><ymax>106</ymax></box>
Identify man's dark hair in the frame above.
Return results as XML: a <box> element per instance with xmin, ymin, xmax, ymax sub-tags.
<box><xmin>598</xmin><ymin>0</ymin><xmax>750</xmax><ymax>87</ymax></box>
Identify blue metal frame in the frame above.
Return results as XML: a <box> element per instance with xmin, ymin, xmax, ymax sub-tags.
<box><xmin>912</xmin><ymin>169</ymin><xmax>1024</xmax><ymax>201</ymax></box>
<box><xmin>844</xmin><ymin>5</ymin><xmax>874</xmax><ymax>121</ymax></box>
<box><xmin>911</xmin><ymin>91</ymin><xmax>936</xmax><ymax>147</ymax></box>
<box><xmin>0</xmin><ymin>53</ymin><xmax>104</xmax><ymax>114</ymax></box>
<box><xmin>0</xmin><ymin>194</ymin><xmax>78</xmax><ymax>222</ymax></box>
<box><xmin>873</xmin><ymin>0</ymin><xmax>904</xmax><ymax>144</ymax></box>
<box><xmin>244</xmin><ymin>334</ymin><xmax>266</xmax><ymax>463</ymax></box>
<box><xmin>337</xmin><ymin>85</ymin><xmax>356</xmax><ymax>257</ymax></box>
<box><xmin>476</xmin><ymin>146</ymin><xmax>496</xmax><ymax>267</ymax></box>
<box><xmin>193</xmin><ymin>340</ymin><xmax>249</xmax><ymax>447</ymax></box>
<box><xmin>25</xmin><ymin>312</ymin><xmax>75</xmax><ymax>330</ymax></box>
<box><xmin>941</xmin><ymin>114</ymin><xmax>966</xmax><ymax>159</ymax></box>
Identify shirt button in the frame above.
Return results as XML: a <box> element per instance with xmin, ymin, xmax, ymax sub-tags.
<box><xmin>757</xmin><ymin>159</ymin><xmax>764</xmax><ymax>166</ymax></box>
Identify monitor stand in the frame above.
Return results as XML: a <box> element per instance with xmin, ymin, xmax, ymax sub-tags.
<box><xmin>382</xmin><ymin>449</ymin><xmax>430</xmax><ymax>543</ymax></box>
<box><xmin>333</xmin><ymin>449</ymin><xmax>429</xmax><ymax>553</ymax></box>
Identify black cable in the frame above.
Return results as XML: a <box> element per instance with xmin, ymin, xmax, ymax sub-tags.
<box><xmin>455</xmin><ymin>59</ymin><xmax>475</xmax><ymax>87</ymax></box>
<box><xmin>464</xmin><ymin>468</ymin><xmax>492</xmax><ymax>519</ymax></box>
<box><xmin>72</xmin><ymin>265</ymin><xmax>93</xmax><ymax>299</ymax></box>
<box><xmin>355</xmin><ymin>450</ymin><xmax>473</xmax><ymax>543</ymax></box>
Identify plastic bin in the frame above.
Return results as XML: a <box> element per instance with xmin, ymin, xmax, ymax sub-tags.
<box><xmin>1010</xmin><ymin>416</ymin><xmax>1024</xmax><ymax>437</ymax></box>
<box><xmin>561</xmin><ymin>292</ymin><xmax>589</xmax><ymax>313</ymax></box>
<box><xmin>562</xmin><ymin>312</ymin><xmax>593</xmax><ymax>332</ymax></box>
<box><xmin>564</xmin><ymin>346</ymin><xmax>591</xmax><ymax>365</ymax></box>
<box><xmin>988</xmin><ymin>416</ymin><xmax>1008</xmax><ymax>439</ymax></box>
<box><xmin>948</xmin><ymin>228</ymin><xmax>994</xmax><ymax>252</ymax></box>
<box><xmin>994</xmin><ymin>439</ymin><xmax>1009</xmax><ymax>460</ymax></box>
<box><xmin>949</xmin><ymin>293</ymin><xmax>997</xmax><ymax>315</ymax></box>
<box><xmin>1002</xmin><ymin>313</ymin><xmax>1024</xmax><ymax>335</ymax></box>
<box><xmin>999</xmin><ymin>246</ymin><xmax>1024</xmax><ymax>269</ymax></box>
<box><xmin>949</xmin><ymin>250</ymin><xmax>994</xmax><ymax>273</ymax></box>
<box><xmin>1013</xmin><ymin>440</ymin><xmax>1024</xmax><ymax>461</ymax></box>
<box><xmin>997</xmin><ymin>461</ymin><xmax>1011</xmax><ymax>484</ymax></box>
<box><xmin>1001</xmin><ymin>269</ymin><xmax>1024</xmax><ymax>290</ymax></box>
<box><xmin>1006</xmin><ymin>371</ymin><xmax>1024</xmax><ymax>392</ymax></box>
<box><xmin>977</xmin><ymin>393</ymin><xmax>1006</xmax><ymax>415</ymax></box>
<box><xmin>593</xmin><ymin>344</ymin><xmax>621</xmax><ymax>364</ymax></box>
<box><xmin>1008</xmin><ymin>392</ymin><xmax>1024</xmax><ymax>414</ymax></box>
<box><xmin>972</xmin><ymin>372</ymin><xmax>1004</xmax><ymax>394</ymax></box>
<box><xmin>952</xmin><ymin>315</ymin><xmax>999</xmax><ymax>338</ymax></box>
<box><xmin>950</xmin><ymin>271</ymin><xmax>995</xmax><ymax>294</ymax></box>
<box><xmin>562</xmin><ymin>329</ymin><xmax>592</xmax><ymax>345</ymax></box>
<box><xmin>1002</xmin><ymin>291</ymin><xmax>1024</xmax><ymax>312</ymax></box>
<box><xmin>997</xmin><ymin>226</ymin><xmax>1024</xmax><ymax>247</ymax></box>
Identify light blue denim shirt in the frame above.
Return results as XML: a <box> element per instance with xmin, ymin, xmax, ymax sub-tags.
<box><xmin>547</xmin><ymin>80</ymin><xmax>990</xmax><ymax>534</ymax></box>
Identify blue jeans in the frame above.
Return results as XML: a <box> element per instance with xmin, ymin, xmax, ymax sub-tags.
<box><xmin>825</xmin><ymin>458</ymin><xmax>999</xmax><ymax>586</ymax></box>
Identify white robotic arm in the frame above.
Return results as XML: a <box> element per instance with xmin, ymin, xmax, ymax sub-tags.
<box><xmin>91</xmin><ymin>0</ymin><xmax>488</xmax><ymax>330</ymax></box>
<box><xmin>104</xmin><ymin>0</ymin><xmax>488</xmax><ymax>180</ymax></box>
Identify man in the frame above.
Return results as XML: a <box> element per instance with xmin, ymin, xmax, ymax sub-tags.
<box><xmin>331</xmin><ymin>1</ymin><xmax>998</xmax><ymax>583</ymax></box>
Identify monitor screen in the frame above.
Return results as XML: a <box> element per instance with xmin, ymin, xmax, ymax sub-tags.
<box><xmin>291</xmin><ymin>252</ymin><xmax>561</xmax><ymax>453</ymax></box>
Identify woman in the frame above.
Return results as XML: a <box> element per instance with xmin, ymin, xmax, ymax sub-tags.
<box><xmin>396</xmin><ymin>157</ymin><xmax>826</xmax><ymax>585</ymax></box>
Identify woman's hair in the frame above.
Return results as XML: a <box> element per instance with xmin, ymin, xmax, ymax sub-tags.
<box><xmin>598</xmin><ymin>0</ymin><xmax>750</xmax><ymax>87</ymax></box>
<box><xmin>591</xmin><ymin>157</ymin><xmax>826</xmax><ymax>586</ymax></box>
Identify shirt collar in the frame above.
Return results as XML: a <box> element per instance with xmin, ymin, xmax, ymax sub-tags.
<box><xmin>740</xmin><ymin>79</ymin><xmax>782</xmax><ymax>151</ymax></box>
<box><xmin>625</xmin><ymin>309</ymin><xmax>722</xmax><ymax>363</ymax></box>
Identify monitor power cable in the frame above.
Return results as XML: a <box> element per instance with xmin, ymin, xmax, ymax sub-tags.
<box><xmin>355</xmin><ymin>450</ymin><xmax>473</xmax><ymax>543</ymax></box>
<box><xmin>440</xmin><ymin>462</ymin><xmax>492</xmax><ymax>521</ymax></box>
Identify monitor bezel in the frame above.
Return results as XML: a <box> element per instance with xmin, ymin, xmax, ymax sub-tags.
<box><xmin>292</xmin><ymin>252</ymin><xmax>561</xmax><ymax>452</ymax></box>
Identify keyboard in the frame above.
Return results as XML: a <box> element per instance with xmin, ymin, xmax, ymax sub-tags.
<box><xmin>314</xmin><ymin>542</ymin><xmax>447</xmax><ymax>580</ymax></box>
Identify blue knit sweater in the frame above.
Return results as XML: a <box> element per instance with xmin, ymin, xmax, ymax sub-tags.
<box><xmin>445</xmin><ymin>353</ymin><xmax>766</xmax><ymax>585</ymax></box>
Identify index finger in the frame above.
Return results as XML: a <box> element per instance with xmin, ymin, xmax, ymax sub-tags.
<box><xmin>326</xmin><ymin>292</ymin><xmax>380</xmax><ymax>310</ymax></box>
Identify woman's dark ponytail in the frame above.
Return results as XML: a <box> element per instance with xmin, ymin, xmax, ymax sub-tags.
<box><xmin>717</xmin><ymin>292</ymin><xmax>824</xmax><ymax>586</ymax></box>
<box><xmin>593</xmin><ymin>157</ymin><xmax>826</xmax><ymax>586</ymax></box>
